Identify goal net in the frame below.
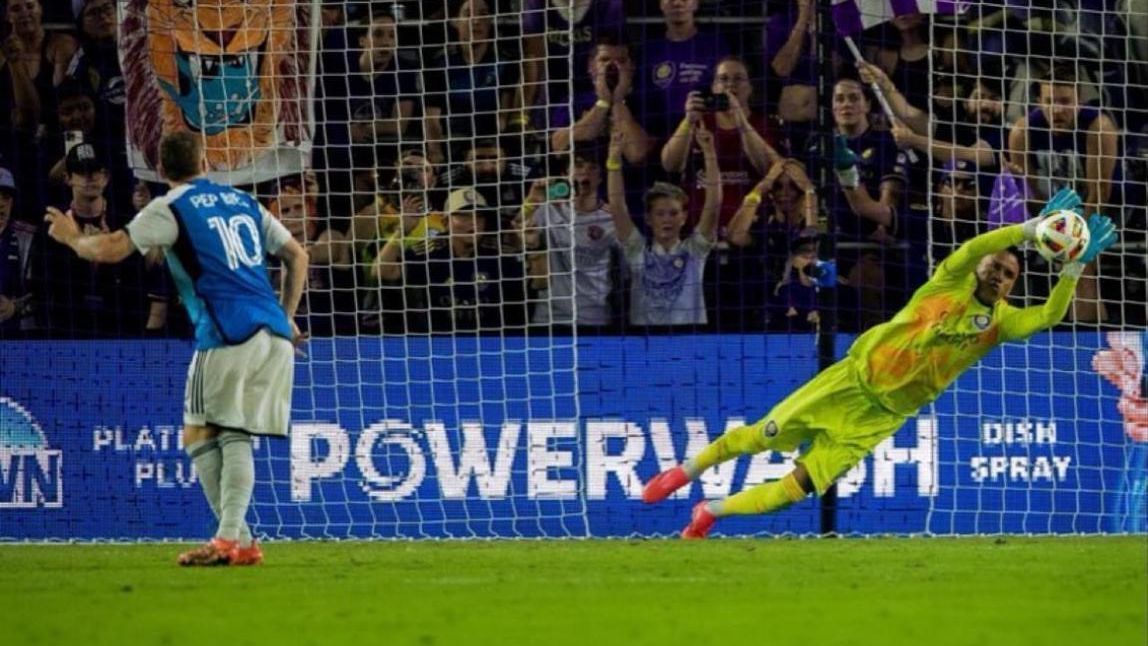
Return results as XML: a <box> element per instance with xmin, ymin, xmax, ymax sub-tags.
<box><xmin>923</xmin><ymin>0</ymin><xmax>1148</xmax><ymax>533</ymax></box>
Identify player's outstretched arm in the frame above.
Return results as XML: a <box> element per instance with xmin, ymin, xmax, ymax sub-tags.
<box><xmin>999</xmin><ymin>213</ymin><xmax>1118</xmax><ymax>342</ymax></box>
<box><xmin>936</xmin><ymin>188</ymin><xmax>1083</xmax><ymax>280</ymax></box>
<box><xmin>45</xmin><ymin>207</ymin><xmax>136</xmax><ymax>263</ymax></box>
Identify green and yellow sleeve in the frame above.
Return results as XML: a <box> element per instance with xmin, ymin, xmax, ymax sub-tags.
<box><xmin>931</xmin><ymin>224</ymin><xmax>1026</xmax><ymax>287</ymax></box>
<box><xmin>998</xmin><ymin>267</ymin><xmax>1081</xmax><ymax>342</ymax></box>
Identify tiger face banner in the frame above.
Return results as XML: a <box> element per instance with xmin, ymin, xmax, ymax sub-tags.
<box><xmin>120</xmin><ymin>0</ymin><xmax>317</xmax><ymax>185</ymax></box>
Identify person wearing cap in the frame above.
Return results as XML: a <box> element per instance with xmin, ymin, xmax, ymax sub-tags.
<box><xmin>29</xmin><ymin>140</ymin><xmax>149</xmax><ymax>337</ymax></box>
<box><xmin>377</xmin><ymin>187</ymin><xmax>526</xmax><ymax>333</ymax></box>
<box><xmin>0</xmin><ymin>165</ymin><xmax>34</xmax><ymax>335</ymax></box>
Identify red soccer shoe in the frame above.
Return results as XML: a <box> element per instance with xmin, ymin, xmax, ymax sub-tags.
<box><xmin>178</xmin><ymin>538</ymin><xmax>237</xmax><ymax>566</ymax></box>
<box><xmin>230</xmin><ymin>540</ymin><xmax>264</xmax><ymax>566</ymax></box>
<box><xmin>642</xmin><ymin>466</ymin><xmax>690</xmax><ymax>503</ymax></box>
<box><xmin>681</xmin><ymin>501</ymin><xmax>717</xmax><ymax>540</ymax></box>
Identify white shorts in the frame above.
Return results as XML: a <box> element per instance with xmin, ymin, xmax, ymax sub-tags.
<box><xmin>183</xmin><ymin>329</ymin><xmax>295</xmax><ymax>437</ymax></box>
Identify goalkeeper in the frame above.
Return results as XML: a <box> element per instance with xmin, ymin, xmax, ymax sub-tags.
<box><xmin>642</xmin><ymin>187</ymin><xmax>1118</xmax><ymax>538</ymax></box>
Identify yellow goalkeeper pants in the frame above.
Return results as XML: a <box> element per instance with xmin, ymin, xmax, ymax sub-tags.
<box><xmin>721</xmin><ymin>357</ymin><xmax>910</xmax><ymax>496</ymax></box>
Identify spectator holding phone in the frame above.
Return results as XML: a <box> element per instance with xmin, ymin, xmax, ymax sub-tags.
<box><xmin>523</xmin><ymin>149</ymin><xmax>621</xmax><ymax>328</ymax></box>
<box><xmin>661</xmin><ymin>56</ymin><xmax>781</xmax><ymax>237</ymax></box>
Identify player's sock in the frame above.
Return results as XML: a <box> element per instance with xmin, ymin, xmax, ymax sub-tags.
<box><xmin>709</xmin><ymin>473</ymin><xmax>808</xmax><ymax>517</ymax></box>
<box><xmin>217</xmin><ymin>430</ymin><xmax>255</xmax><ymax>546</ymax></box>
<box><xmin>186</xmin><ymin>437</ymin><xmax>253</xmax><ymax>544</ymax></box>
<box><xmin>683</xmin><ymin>424</ymin><xmax>771</xmax><ymax>478</ymax></box>
<box><xmin>187</xmin><ymin>438</ymin><xmax>222</xmax><ymax>515</ymax></box>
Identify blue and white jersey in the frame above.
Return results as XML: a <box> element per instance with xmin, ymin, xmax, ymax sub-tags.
<box><xmin>126</xmin><ymin>178</ymin><xmax>294</xmax><ymax>350</ymax></box>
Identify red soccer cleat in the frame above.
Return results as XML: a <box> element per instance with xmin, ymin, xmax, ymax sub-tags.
<box><xmin>681</xmin><ymin>501</ymin><xmax>717</xmax><ymax>540</ymax></box>
<box><xmin>642</xmin><ymin>466</ymin><xmax>690</xmax><ymax>503</ymax></box>
<box><xmin>178</xmin><ymin>538</ymin><xmax>237</xmax><ymax>566</ymax></box>
<box><xmin>230</xmin><ymin>540</ymin><xmax>264</xmax><ymax>566</ymax></box>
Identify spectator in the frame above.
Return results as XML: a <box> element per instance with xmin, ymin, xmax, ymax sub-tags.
<box><xmin>316</xmin><ymin>4</ymin><xmax>420</xmax><ymax>221</ymax></box>
<box><xmin>45</xmin><ymin>79</ymin><xmax>133</xmax><ymax>214</ymax></box>
<box><xmin>0</xmin><ymin>0</ymin><xmax>78</xmax><ymax>136</ymax></box>
<box><xmin>423</xmin><ymin>0</ymin><xmax>520</xmax><ymax>165</ymax></box>
<box><xmin>354</xmin><ymin>149</ymin><xmax>447</xmax><ymax>263</ymax></box>
<box><xmin>66</xmin><ymin>0</ymin><xmax>123</xmax><ymax>139</ymax></box>
<box><xmin>868</xmin><ymin>13</ymin><xmax>930</xmax><ymax>120</ymax></box>
<box><xmin>729</xmin><ymin>158</ymin><xmax>818</xmax><ymax>275</ymax></box>
<box><xmin>1008</xmin><ymin>64</ymin><xmax>1122</xmax><ymax>214</ymax></box>
<box><xmin>360</xmin><ymin>159</ymin><xmax>448</xmax><ymax>334</ymax></box>
<box><xmin>661</xmin><ymin>56</ymin><xmax>781</xmax><ymax>236</ymax></box>
<box><xmin>523</xmin><ymin>149</ymin><xmax>621</xmax><ymax>328</ymax></box>
<box><xmin>0</xmin><ymin>165</ymin><xmax>33</xmax><ymax>335</ymax></box>
<box><xmin>379</xmin><ymin>188</ymin><xmax>527</xmax><ymax>334</ymax></box>
<box><xmin>607</xmin><ymin>127</ymin><xmax>720</xmax><ymax>327</ymax></box>
<box><xmin>764</xmin><ymin>0</ymin><xmax>816</xmax><ymax>124</ymax></box>
<box><xmin>551</xmin><ymin>37</ymin><xmax>652</xmax><ymax>164</ymax></box>
<box><xmin>814</xmin><ymin>77</ymin><xmax>908</xmax><ymax>329</ymax></box>
<box><xmin>267</xmin><ymin>184</ymin><xmax>356</xmax><ymax>337</ymax></box>
<box><xmin>725</xmin><ymin>157</ymin><xmax>819</xmax><ymax>328</ymax></box>
<box><xmin>447</xmin><ymin>137</ymin><xmax>528</xmax><ymax>231</ymax></box>
<box><xmin>858</xmin><ymin>62</ymin><xmax>998</xmax><ymax>170</ymax></box>
<box><xmin>1008</xmin><ymin>64</ymin><xmax>1122</xmax><ymax>323</ymax></box>
<box><xmin>29</xmin><ymin>142</ymin><xmax>148</xmax><ymax>336</ymax></box>
<box><xmin>930</xmin><ymin>160</ymin><xmax>984</xmax><ymax>256</ymax></box>
<box><xmin>521</xmin><ymin>0</ymin><xmax>625</xmax><ymax>128</ymax></box>
<box><xmin>346</xmin><ymin>8</ymin><xmax>418</xmax><ymax>150</ymax></box>
<box><xmin>635</xmin><ymin>0</ymin><xmax>731</xmax><ymax>137</ymax></box>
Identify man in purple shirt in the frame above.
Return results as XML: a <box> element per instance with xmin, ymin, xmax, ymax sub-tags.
<box><xmin>635</xmin><ymin>0</ymin><xmax>731</xmax><ymax>137</ymax></box>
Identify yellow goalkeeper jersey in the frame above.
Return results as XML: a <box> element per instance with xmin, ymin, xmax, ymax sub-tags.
<box><xmin>848</xmin><ymin>224</ymin><xmax>1079</xmax><ymax>416</ymax></box>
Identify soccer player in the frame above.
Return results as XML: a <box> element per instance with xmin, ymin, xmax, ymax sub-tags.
<box><xmin>44</xmin><ymin>131</ymin><xmax>309</xmax><ymax>565</ymax></box>
<box><xmin>642</xmin><ymin>188</ymin><xmax>1117</xmax><ymax>538</ymax></box>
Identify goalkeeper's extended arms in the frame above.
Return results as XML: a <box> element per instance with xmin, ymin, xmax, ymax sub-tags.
<box><xmin>998</xmin><ymin>266</ymin><xmax>1079</xmax><ymax>342</ymax></box>
<box><xmin>999</xmin><ymin>213</ymin><xmax>1118</xmax><ymax>341</ymax></box>
<box><xmin>933</xmin><ymin>224</ymin><xmax>1026</xmax><ymax>279</ymax></box>
<box><xmin>937</xmin><ymin>188</ymin><xmax>1085</xmax><ymax>279</ymax></box>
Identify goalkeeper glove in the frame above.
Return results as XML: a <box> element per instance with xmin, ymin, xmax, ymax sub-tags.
<box><xmin>1061</xmin><ymin>213</ymin><xmax>1118</xmax><ymax>277</ymax></box>
<box><xmin>833</xmin><ymin>134</ymin><xmax>860</xmax><ymax>189</ymax></box>
<box><xmin>1025</xmin><ymin>187</ymin><xmax>1084</xmax><ymax>239</ymax></box>
<box><xmin>1077</xmin><ymin>213</ymin><xmax>1118</xmax><ymax>264</ymax></box>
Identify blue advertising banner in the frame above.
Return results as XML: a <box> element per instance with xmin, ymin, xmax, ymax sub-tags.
<box><xmin>0</xmin><ymin>333</ymin><xmax>1143</xmax><ymax>540</ymax></box>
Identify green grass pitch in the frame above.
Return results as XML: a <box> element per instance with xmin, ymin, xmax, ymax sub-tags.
<box><xmin>1</xmin><ymin>537</ymin><xmax>1144</xmax><ymax>646</ymax></box>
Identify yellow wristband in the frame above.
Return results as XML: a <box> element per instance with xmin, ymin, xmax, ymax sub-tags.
<box><xmin>595</xmin><ymin>99</ymin><xmax>612</xmax><ymax>110</ymax></box>
<box><xmin>606</xmin><ymin>158</ymin><xmax>623</xmax><ymax>171</ymax></box>
<box><xmin>743</xmin><ymin>191</ymin><xmax>763</xmax><ymax>206</ymax></box>
<box><xmin>675</xmin><ymin>121</ymin><xmax>692</xmax><ymax>136</ymax></box>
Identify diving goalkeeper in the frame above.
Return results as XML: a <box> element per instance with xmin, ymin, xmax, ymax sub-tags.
<box><xmin>642</xmin><ymin>187</ymin><xmax>1118</xmax><ymax>538</ymax></box>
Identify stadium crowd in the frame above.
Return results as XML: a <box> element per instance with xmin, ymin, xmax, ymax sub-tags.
<box><xmin>0</xmin><ymin>0</ymin><xmax>1145</xmax><ymax>339</ymax></box>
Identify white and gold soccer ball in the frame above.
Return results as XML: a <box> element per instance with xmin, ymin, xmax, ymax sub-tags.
<box><xmin>1034</xmin><ymin>210</ymin><xmax>1090</xmax><ymax>263</ymax></box>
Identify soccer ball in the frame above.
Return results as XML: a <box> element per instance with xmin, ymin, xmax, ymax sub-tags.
<box><xmin>1034</xmin><ymin>210</ymin><xmax>1090</xmax><ymax>263</ymax></box>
